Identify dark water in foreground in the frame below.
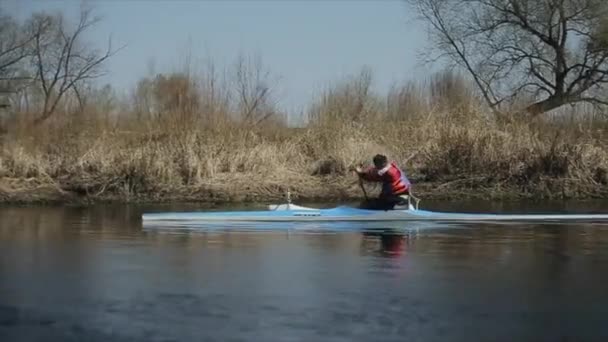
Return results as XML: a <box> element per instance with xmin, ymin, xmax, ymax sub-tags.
<box><xmin>2</xmin><ymin>200</ymin><xmax>608</xmax><ymax>341</ymax></box>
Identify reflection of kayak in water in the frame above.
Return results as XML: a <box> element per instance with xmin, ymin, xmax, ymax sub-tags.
<box><xmin>142</xmin><ymin>201</ymin><xmax>608</xmax><ymax>229</ymax></box>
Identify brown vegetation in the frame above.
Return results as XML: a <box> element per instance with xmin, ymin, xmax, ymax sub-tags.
<box><xmin>1</xmin><ymin>66</ymin><xmax>608</xmax><ymax>204</ymax></box>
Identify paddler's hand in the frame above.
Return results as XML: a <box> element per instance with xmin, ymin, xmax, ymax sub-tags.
<box><xmin>351</xmin><ymin>163</ymin><xmax>364</xmax><ymax>175</ymax></box>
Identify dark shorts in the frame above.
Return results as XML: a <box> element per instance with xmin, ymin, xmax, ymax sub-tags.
<box><xmin>358</xmin><ymin>195</ymin><xmax>408</xmax><ymax>211</ymax></box>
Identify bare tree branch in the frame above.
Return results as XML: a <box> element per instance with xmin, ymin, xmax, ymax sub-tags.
<box><xmin>26</xmin><ymin>8</ymin><xmax>122</xmax><ymax>124</ymax></box>
<box><xmin>408</xmin><ymin>0</ymin><xmax>608</xmax><ymax>116</ymax></box>
<box><xmin>0</xmin><ymin>13</ymin><xmax>37</xmax><ymax>87</ymax></box>
<box><xmin>416</xmin><ymin>0</ymin><xmax>501</xmax><ymax>110</ymax></box>
<box><xmin>232</xmin><ymin>53</ymin><xmax>276</xmax><ymax>124</ymax></box>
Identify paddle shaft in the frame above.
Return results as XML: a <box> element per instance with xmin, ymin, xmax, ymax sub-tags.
<box><xmin>358</xmin><ymin>175</ymin><xmax>369</xmax><ymax>201</ymax></box>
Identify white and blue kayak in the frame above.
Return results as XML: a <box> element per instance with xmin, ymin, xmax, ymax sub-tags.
<box><xmin>142</xmin><ymin>201</ymin><xmax>608</xmax><ymax>230</ymax></box>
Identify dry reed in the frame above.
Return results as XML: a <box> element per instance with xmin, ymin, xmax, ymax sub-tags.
<box><xmin>1</xmin><ymin>70</ymin><xmax>607</xmax><ymax>204</ymax></box>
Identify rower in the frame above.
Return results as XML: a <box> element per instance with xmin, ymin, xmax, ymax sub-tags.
<box><xmin>353</xmin><ymin>154</ymin><xmax>411</xmax><ymax>210</ymax></box>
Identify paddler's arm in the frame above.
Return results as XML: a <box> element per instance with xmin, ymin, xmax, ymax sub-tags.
<box><xmin>354</xmin><ymin>165</ymin><xmax>382</xmax><ymax>182</ymax></box>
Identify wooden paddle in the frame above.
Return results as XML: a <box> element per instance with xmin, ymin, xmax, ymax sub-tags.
<box><xmin>350</xmin><ymin>164</ymin><xmax>369</xmax><ymax>201</ymax></box>
<box><xmin>357</xmin><ymin>174</ymin><xmax>369</xmax><ymax>201</ymax></box>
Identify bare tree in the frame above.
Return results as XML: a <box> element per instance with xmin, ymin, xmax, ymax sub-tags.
<box><xmin>0</xmin><ymin>11</ymin><xmax>33</xmax><ymax>83</ymax></box>
<box><xmin>133</xmin><ymin>77</ymin><xmax>154</xmax><ymax>118</ymax></box>
<box><xmin>28</xmin><ymin>8</ymin><xmax>119</xmax><ymax>124</ymax></box>
<box><xmin>232</xmin><ymin>53</ymin><xmax>278</xmax><ymax>125</ymax></box>
<box><xmin>408</xmin><ymin>0</ymin><xmax>608</xmax><ymax>116</ymax></box>
<box><xmin>152</xmin><ymin>73</ymin><xmax>200</xmax><ymax>116</ymax></box>
<box><xmin>308</xmin><ymin>66</ymin><xmax>378</xmax><ymax>123</ymax></box>
<box><xmin>199</xmin><ymin>59</ymin><xmax>232</xmax><ymax>121</ymax></box>
<box><xmin>0</xmin><ymin>10</ymin><xmax>37</xmax><ymax>112</ymax></box>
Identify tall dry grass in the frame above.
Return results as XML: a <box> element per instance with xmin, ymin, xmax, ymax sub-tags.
<box><xmin>1</xmin><ymin>68</ymin><xmax>608</xmax><ymax>203</ymax></box>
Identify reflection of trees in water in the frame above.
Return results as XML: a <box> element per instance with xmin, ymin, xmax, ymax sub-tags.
<box><xmin>0</xmin><ymin>207</ymin><xmax>71</xmax><ymax>240</ymax></box>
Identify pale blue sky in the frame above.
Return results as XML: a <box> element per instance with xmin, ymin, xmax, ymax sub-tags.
<box><xmin>3</xmin><ymin>0</ymin><xmax>433</xmax><ymax>113</ymax></box>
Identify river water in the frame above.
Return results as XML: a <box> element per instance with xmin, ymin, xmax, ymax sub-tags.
<box><xmin>1</xmin><ymin>200</ymin><xmax>608</xmax><ymax>341</ymax></box>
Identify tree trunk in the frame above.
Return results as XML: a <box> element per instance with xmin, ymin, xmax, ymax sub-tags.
<box><xmin>34</xmin><ymin>108</ymin><xmax>52</xmax><ymax>125</ymax></box>
<box><xmin>525</xmin><ymin>96</ymin><xmax>568</xmax><ymax>116</ymax></box>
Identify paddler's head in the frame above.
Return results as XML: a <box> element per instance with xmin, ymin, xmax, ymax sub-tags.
<box><xmin>373</xmin><ymin>154</ymin><xmax>388</xmax><ymax>169</ymax></box>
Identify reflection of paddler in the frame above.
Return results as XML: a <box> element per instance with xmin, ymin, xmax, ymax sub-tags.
<box><xmin>363</xmin><ymin>231</ymin><xmax>407</xmax><ymax>257</ymax></box>
<box><xmin>380</xmin><ymin>233</ymin><xmax>406</xmax><ymax>256</ymax></box>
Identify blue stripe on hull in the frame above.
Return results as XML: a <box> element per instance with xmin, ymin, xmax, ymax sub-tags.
<box><xmin>142</xmin><ymin>206</ymin><xmax>383</xmax><ymax>220</ymax></box>
<box><xmin>142</xmin><ymin>205</ymin><xmax>608</xmax><ymax>225</ymax></box>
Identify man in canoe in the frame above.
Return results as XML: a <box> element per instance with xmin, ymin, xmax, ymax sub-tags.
<box><xmin>353</xmin><ymin>154</ymin><xmax>411</xmax><ymax>210</ymax></box>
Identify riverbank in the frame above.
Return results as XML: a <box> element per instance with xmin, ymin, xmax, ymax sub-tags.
<box><xmin>0</xmin><ymin>175</ymin><xmax>499</xmax><ymax>205</ymax></box>
<box><xmin>0</xmin><ymin>175</ymin><xmax>604</xmax><ymax>205</ymax></box>
<box><xmin>2</xmin><ymin>111</ymin><xmax>608</xmax><ymax>205</ymax></box>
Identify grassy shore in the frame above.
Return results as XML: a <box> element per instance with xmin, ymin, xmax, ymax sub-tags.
<box><xmin>1</xmin><ymin>109</ymin><xmax>607</xmax><ymax>205</ymax></box>
<box><xmin>1</xmin><ymin>70</ymin><xmax>608</xmax><ymax>205</ymax></box>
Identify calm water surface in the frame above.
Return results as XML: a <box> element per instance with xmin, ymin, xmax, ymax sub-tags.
<box><xmin>1</xmin><ymin>200</ymin><xmax>608</xmax><ymax>341</ymax></box>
